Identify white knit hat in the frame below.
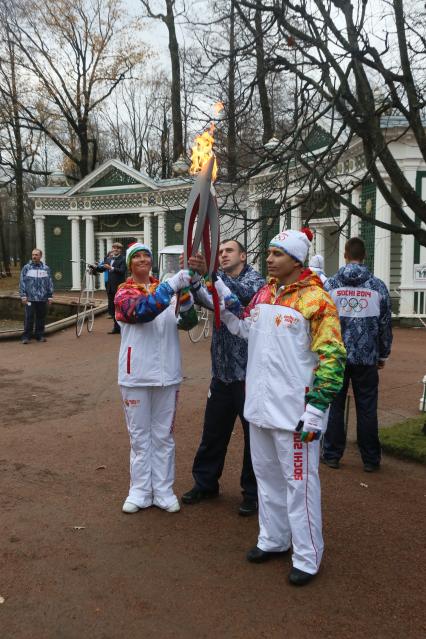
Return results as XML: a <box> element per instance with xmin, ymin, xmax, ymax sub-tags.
<box><xmin>269</xmin><ymin>228</ymin><xmax>313</xmax><ymax>264</ymax></box>
<box><xmin>126</xmin><ymin>242</ymin><xmax>152</xmax><ymax>267</ymax></box>
<box><xmin>309</xmin><ymin>254</ymin><xmax>324</xmax><ymax>270</ymax></box>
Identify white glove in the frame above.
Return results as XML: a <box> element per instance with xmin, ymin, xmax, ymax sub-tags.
<box><xmin>214</xmin><ymin>276</ymin><xmax>232</xmax><ymax>300</ymax></box>
<box><xmin>190</xmin><ymin>270</ymin><xmax>202</xmax><ymax>289</ymax></box>
<box><xmin>297</xmin><ymin>404</ymin><xmax>325</xmax><ymax>443</ymax></box>
<box><xmin>167</xmin><ymin>269</ymin><xmax>191</xmax><ymax>293</ymax></box>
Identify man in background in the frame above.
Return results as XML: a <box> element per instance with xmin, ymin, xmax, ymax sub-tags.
<box><xmin>95</xmin><ymin>242</ymin><xmax>126</xmax><ymax>334</ymax></box>
<box><xmin>322</xmin><ymin>237</ymin><xmax>393</xmax><ymax>472</ymax></box>
<box><xmin>19</xmin><ymin>248</ymin><xmax>54</xmax><ymax>344</ymax></box>
<box><xmin>182</xmin><ymin>239</ymin><xmax>264</xmax><ymax>516</ymax></box>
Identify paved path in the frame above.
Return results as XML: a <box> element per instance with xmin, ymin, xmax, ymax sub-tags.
<box><xmin>1</xmin><ymin>319</ymin><xmax>425</xmax><ymax>638</ymax></box>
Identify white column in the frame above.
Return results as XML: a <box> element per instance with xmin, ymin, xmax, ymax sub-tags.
<box><xmin>314</xmin><ymin>226</ymin><xmax>325</xmax><ymax>257</ymax></box>
<box><xmin>97</xmin><ymin>237</ymin><xmax>106</xmax><ymax>290</ymax></box>
<box><xmin>350</xmin><ymin>188</ymin><xmax>362</xmax><ymax>238</ymax></box>
<box><xmin>83</xmin><ymin>216</ymin><xmax>95</xmax><ymax>266</ymax></box>
<box><xmin>339</xmin><ymin>205</ymin><xmax>348</xmax><ymax>267</ymax></box>
<box><xmin>34</xmin><ymin>214</ymin><xmax>46</xmax><ymax>258</ymax></box>
<box><xmin>156</xmin><ymin>211</ymin><xmax>166</xmax><ymax>254</ymax></box>
<box><xmin>246</xmin><ymin>202</ymin><xmax>260</xmax><ymax>268</ymax></box>
<box><xmin>373</xmin><ymin>185</ymin><xmax>391</xmax><ymax>289</ymax></box>
<box><xmin>68</xmin><ymin>215</ymin><xmax>81</xmax><ymax>290</ymax></box>
<box><xmin>140</xmin><ymin>213</ymin><xmax>152</xmax><ymax>248</ymax></box>
<box><xmin>106</xmin><ymin>236</ymin><xmax>113</xmax><ymax>252</ymax></box>
<box><xmin>400</xmin><ymin>167</ymin><xmax>418</xmax><ymax>314</ymax></box>
<box><xmin>290</xmin><ymin>200</ymin><xmax>302</xmax><ymax>231</ymax></box>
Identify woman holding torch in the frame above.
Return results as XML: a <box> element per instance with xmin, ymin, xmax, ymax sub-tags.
<box><xmin>114</xmin><ymin>242</ymin><xmax>196</xmax><ymax>514</ymax></box>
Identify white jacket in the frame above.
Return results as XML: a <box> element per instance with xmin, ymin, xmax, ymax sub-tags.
<box><xmin>222</xmin><ymin>305</ymin><xmax>319</xmax><ymax>432</ymax></box>
<box><xmin>118</xmin><ymin>302</ymin><xmax>183</xmax><ymax>388</ymax></box>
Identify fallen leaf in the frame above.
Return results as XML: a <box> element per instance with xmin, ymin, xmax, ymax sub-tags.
<box><xmin>95</xmin><ymin>465</ymin><xmax>106</xmax><ymax>470</ymax></box>
<box><xmin>360</xmin><ymin>482</ymin><xmax>369</xmax><ymax>488</ymax></box>
<box><xmin>0</xmin><ymin>596</ymin><xmax>5</xmax><ymax>604</ymax></box>
<box><xmin>72</xmin><ymin>526</ymin><xmax>86</xmax><ymax>531</ymax></box>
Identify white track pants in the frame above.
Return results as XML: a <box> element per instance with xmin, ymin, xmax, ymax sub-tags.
<box><xmin>250</xmin><ymin>424</ymin><xmax>324</xmax><ymax>575</ymax></box>
<box><xmin>120</xmin><ymin>384</ymin><xmax>180</xmax><ymax>509</ymax></box>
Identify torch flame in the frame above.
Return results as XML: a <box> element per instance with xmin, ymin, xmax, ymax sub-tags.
<box><xmin>190</xmin><ymin>101</ymin><xmax>224</xmax><ymax>182</ymax></box>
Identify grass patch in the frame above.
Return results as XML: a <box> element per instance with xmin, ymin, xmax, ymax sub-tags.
<box><xmin>380</xmin><ymin>416</ymin><xmax>426</xmax><ymax>464</ymax></box>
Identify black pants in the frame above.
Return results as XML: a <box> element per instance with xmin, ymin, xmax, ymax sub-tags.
<box><xmin>22</xmin><ymin>301</ymin><xmax>47</xmax><ymax>340</ymax></box>
<box><xmin>192</xmin><ymin>377</ymin><xmax>257</xmax><ymax>499</ymax></box>
<box><xmin>107</xmin><ymin>290</ymin><xmax>120</xmax><ymax>332</ymax></box>
<box><xmin>323</xmin><ymin>364</ymin><xmax>381</xmax><ymax>466</ymax></box>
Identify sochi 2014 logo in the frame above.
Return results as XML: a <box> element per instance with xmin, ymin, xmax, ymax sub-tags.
<box><xmin>339</xmin><ymin>297</ymin><xmax>368</xmax><ymax>313</ymax></box>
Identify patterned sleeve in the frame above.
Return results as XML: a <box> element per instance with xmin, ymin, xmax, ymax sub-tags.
<box><xmin>378</xmin><ymin>284</ymin><xmax>393</xmax><ymax>360</ymax></box>
<box><xmin>306</xmin><ymin>292</ymin><xmax>347</xmax><ymax>412</ymax></box>
<box><xmin>19</xmin><ymin>265</ymin><xmax>27</xmax><ymax>297</ymax></box>
<box><xmin>115</xmin><ymin>282</ymin><xmax>174</xmax><ymax>324</ymax></box>
<box><xmin>227</xmin><ymin>270</ymin><xmax>265</xmax><ymax>305</ymax></box>
<box><xmin>47</xmin><ymin>267</ymin><xmax>54</xmax><ymax>298</ymax></box>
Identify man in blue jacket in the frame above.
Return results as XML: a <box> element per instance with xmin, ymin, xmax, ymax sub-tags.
<box><xmin>322</xmin><ymin>237</ymin><xmax>393</xmax><ymax>472</ymax></box>
<box><xmin>182</xmin><ymin>240</ymin><xmax>265</xmax><ymax>515</ymax></box>
<box><xmin>19</xmin><ymin>248</ymin><xmax>54</xmax><ymax>344</ymax></box>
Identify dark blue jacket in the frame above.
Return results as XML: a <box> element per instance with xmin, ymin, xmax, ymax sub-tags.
<box><xmin>19</xmin><ymin>261</ymin><xmax>54</xmax><ymax>302</ymax></box>
<box><xmin>193</xmin><ymin>265</ymin><xmax>265</xmax><ymax>382</ymax></box>
<box><xmin>324</xmin><ymin>263</ymin><xmax>392</xmax><ymax>365</ymax></box>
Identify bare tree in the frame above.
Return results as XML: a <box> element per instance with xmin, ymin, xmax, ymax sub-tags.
<box><xmin>6</xmin><ymin>0</ymin><xmax>147</xmax><ymax>180</ymax></box>
<box><xmin>102</xmin><ymin>71</ymin><xmax>173</xmax><ymax>177</ymax></box>
<box><xmin>233</xmin><ymin>0</ymin><xmax>426</xmax><ymax>246</ymax></box>
<box><xmin>140</xmin><ymin>0</ymin><xmax>184</xmax><ymax>162</ymax></box>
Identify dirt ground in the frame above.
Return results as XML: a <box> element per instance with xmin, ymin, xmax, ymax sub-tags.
<box><xmin>1</xmin><ymin>318</ymin><xmax>425</xmax><ymax>639</ymax></box>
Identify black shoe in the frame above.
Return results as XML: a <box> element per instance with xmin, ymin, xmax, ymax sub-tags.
<box><xmin>108</xmin><ymin>329</ymin><xmax>120</xmax><ymax>334</ymax></box>
<box><xmin>239</xmin><ymin>497</ymin><xmax>258</xmax><ymax>517</ymax></box>
<box><xmin>181</xmin><ymin>486</ymin><xmax>219</xmax><ymax>505</ymax></box>
<box><xmin>246</xmin><ymin>546</ymin><xmax>290</xmax><ymax>563</ymax></box>
<box><xmin>364</xmin><ymin>463</ymin><xmax>380</xmax><ymax>473</ymax></box>
<box><xmin>289</xmin><ymin>567</ymin><xmax>316</xmax><ymax>586</ymax></box>
<box><xmin>21</xmin><ymin>339</ymin><xmax>29</xmax><ymax>344</ymax></box>
<box><xmin>321</xmin><ymin>456</ymin><xmax>340</xmax><ymax>469</ymax></box>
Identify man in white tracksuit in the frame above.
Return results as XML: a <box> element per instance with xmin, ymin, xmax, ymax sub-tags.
<box><xmin>216</xmin><ymin>229</ymin><xmax>346</xmax><ymax>585</ymax></box>
<box><xmin>114</xmin><ymin>242</ymin><xmax>196</xmax><ymax>514</ymax></box>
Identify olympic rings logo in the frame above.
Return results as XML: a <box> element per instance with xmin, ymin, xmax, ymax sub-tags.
<box><xmin>339</xmin><ymin>297</ymin><xmax>368</xmax><ymax>312</ymax></box>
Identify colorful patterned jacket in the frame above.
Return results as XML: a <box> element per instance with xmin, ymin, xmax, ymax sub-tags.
<box><xmin>115</xmin><ymin>277</ymin><xmax>197</xmax><ymax>388</ymax></box>
<box><xmin>19</xmin><ymin>261</ymin><xmax>54</xmax><ymax>302</ymax></box>
<box><xmin>324</xmin><ymin>263</ymin><xmax>392</xmax><ymax>366</ymax></box>
<box><xmin>220</xmin><ymin>269</ymin><xmax>346</xmax><ymax>431</ymax></box>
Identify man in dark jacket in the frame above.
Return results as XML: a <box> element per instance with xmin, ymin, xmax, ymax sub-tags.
<box><xmin>322</xmin><ymin>237</ymin><xmax>393</xmax><ymax>472</ymax></box>
<box><xmin>96</xmin><ymin>242</ymin><xmax>126</xmax><ymax>334</ymax></box>
<box><xmin>19</xmin><ymin>248</ymin><xmax>54</xmax><ymax>344</ymax></box>
<box><xmin>181</xmin><ymin>240</ymin><xmax>265</xmax><ymax>516</ymax></box>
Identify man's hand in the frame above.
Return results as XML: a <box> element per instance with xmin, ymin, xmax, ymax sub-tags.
<box><xmin>297</xmin><ymin>405</ymin><xmax>326</xmax><ymax>443</ymax></box>
<box><xmin>21</xmin><ymin>297</ymin><xmax>27</xmax><ymax>305</ymax></box>
<box><xmin>48</xmin><ymin>298</ymin><xmax>53</xmax><ymax>305</ymax></box>
<box><xmin>179</xmin><ymin>252</ymin><xmax>208</xmax><ymax>275</ymax></box>
<box><xmin>103</xmin><ymin>263</ymin><xmax>112</xmax><ymax>271</ymax></box>
<box><xmin>377</xmin><ymin>360</ymin><xmax>386</xmax><ymax>370</ymax></box>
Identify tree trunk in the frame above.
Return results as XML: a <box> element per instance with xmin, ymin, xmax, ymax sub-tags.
<box><xmin>255</xmin><ymin>3</ymin><xmax>273</xmax><ymax>144</ymax></box>
<box><xmin>165</xmin><ymin>0</ymin><xmax>184</xmax><ymax>161</ymax></box>
<box><xmin>9</xmin><ymin>36</ymin><xmax>27</xmax><ymax>263</ymax></box>
<box><xmin>227</xmin><ymin>0</ymin><xmax>237</xmax><ymax>181</ymax></box>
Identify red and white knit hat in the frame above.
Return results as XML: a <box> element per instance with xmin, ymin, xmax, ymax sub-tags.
<box><xmin>269</xmin><ymin>228</ymin><xmax>313</xmax><ymax>264</ymax></box>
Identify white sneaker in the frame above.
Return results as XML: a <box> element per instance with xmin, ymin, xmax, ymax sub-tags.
<box><xmin>122</xmin><ymin>500</ymin><xmax>140</xmax><ymax>514</ymax></box>
<box><xmin>165</xmin><ymin>499</ymin><xmax>180</xmax><ymax>513</ymax></box>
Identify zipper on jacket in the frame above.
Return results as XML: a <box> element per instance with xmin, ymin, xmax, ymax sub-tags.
<box><xmin>127</xmin><ymin>347</ymin><xmax>132</xmax><ymax>374</ymax></box>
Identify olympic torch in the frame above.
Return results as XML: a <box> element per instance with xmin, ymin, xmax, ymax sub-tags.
<box><xmin>176</xmin><ymin>107</ymin><xmax>223</xmax><ymax>328</ymax></box>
